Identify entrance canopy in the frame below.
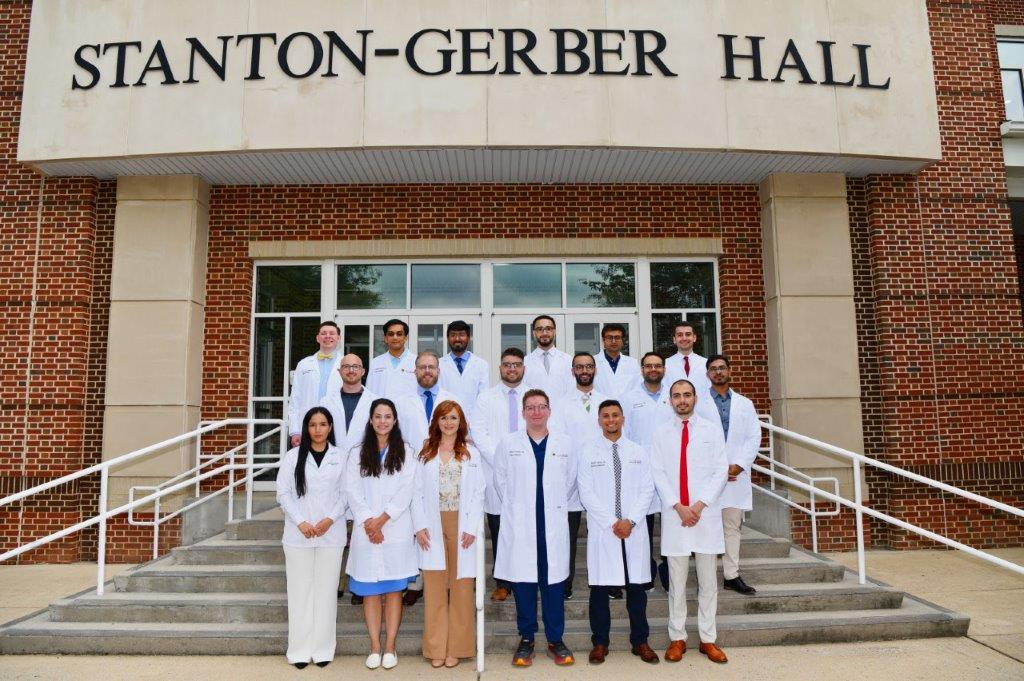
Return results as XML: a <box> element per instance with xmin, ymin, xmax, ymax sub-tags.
<box><xmin>19</xmin><ymin>0</ymin><xmax>940</xmax><ymax>184</ymax></box>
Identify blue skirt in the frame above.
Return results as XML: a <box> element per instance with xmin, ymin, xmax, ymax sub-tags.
<box><xmin>349</xmin><ymin>575</ymin><xmax>417</xmax><ymax>597</ymax></box>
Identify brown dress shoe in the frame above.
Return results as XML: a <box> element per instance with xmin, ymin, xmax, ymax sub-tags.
<box><xmin>491</xmin><ymin>586</ymin><xmax>510</xmax><ymax>602</ymax></box>
<box><xmin>699</xmin><ymin>642</ymin><xmax>728</xmax><ymax>664</ymax></box>
<box><xmin>402</xmin><ymin>589</ymin><xmax>422</xmax><ymax>606</ymax></box>
<box><xmin>631</xmin><ymin>643</ymin><xmax>660</xmax><ymax>664</ymax></box>
<box><xmin>588</xmin><ymin>644</ymin><xmax>608</xmax><ymax>664</ymax></box>
<box><xmin>664</xmin><ymin>639</ymin><xmax>686</xmax><ymax>662</ymax></box>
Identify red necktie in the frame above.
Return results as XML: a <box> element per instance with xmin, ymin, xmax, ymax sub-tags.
<box><xmin>684</xmin><ymin>355</ymin><xmax>690</xmax><ymax>377</ymax></box>
<box><xmin>679</xmin><ymin>420</ymin><xmax>690</xmax><ymax>506</ymax></box>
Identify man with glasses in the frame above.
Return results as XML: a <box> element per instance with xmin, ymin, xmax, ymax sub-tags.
<box><xmin>287</xmin><ymin>321</ymin><xmax>343</xmax><ymax>448</ymax></box>
<box><xmin>469</xmin><ymin>347</ymin><xmax>527</xmax><ymax>602</ymax></box>
<box><xmin>695</xmin><ymin>354</ymin><xmax>762</xmax><ymax>596</ymax></box>
<box><xmin>664</xmin><ymin>321</ymin><xmax>710</xmax><ymax>398</ymax></box>
<box><xmin>552</xmin><ymin>351</ymin><xmax>610</xmax><ymax>600</ymax></box>
<box><xmin>623</xmin><ymin>351</ymin><xmax>676</xmax><ymax>590</ymax></box>
<box><xmin>439</xmin><ymin>320</ymin><xmax>490</xmax><ymax>408</ymax></box>
<box><xmin>367</xmin><ymin>318</ymin><xmax>417</xmax><ymax>400</ymax></box>
<box><xmin>523</xmin><ymin>315</ymin><xmax>574</xmax><ymax>402</ymax></box>
<box><xmin>594</xmin><ymin>323</ymin><xmax>641</xmax><ymax>399</ymax></box>
<box><xmin>494</xmin><ymin>389</ymin><xmax>577</xmax><ymax>668</ymax></box>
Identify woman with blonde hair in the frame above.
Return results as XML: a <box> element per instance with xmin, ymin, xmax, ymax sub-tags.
<box><xmin>411</xmin><ymin>400</ymin><xmax>486</xmax><ymax>668</ymax></box>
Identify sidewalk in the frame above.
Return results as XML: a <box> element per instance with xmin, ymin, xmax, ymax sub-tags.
<box><xmin>0</xmin><ymin>549</ymin><xmax>1022</xmax><ymax>680</ymax></box>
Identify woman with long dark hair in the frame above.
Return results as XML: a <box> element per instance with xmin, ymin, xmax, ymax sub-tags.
<box><xmin>275</xmin><ymin>406</ymin><xmax>347</xmax><ymax>669</ymax></box>
<box><xmin>411</xmin><ymin>400</ymin><xmax>485</xmax><ymax>668</ymax></box>
<box><xmin>345</xmin><ymin>398</ymin><xmax>418</xmax><ymax>670</ymax></box>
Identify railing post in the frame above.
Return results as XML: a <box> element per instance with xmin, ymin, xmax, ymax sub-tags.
<box><xmin>96</xmin><ymin>469</ymin><xmax>108</xmax><ymax>596</ymax></box>
<box><xmin>768</xmin><ymin>424</ymin><xmax>776</xmax><ymax>492</ymax></box>
<box><xmin>227</xmin><ymin>447</ymin><xmax>235</xmax><ymax>524</ymax></box>
<box><xmin>810</xmin><ymin>482</ymin><xmax>819</xmax><ymax>554</ymax></box>
<box><xmin>152</xmin><ymin>496</ymin><xmax>161</xmax><ymax>560</ymax></box>
<box><xmin>245</xmin><ymin>420</ymin><xmax>254</xmax><ymax>520</ymax></box>
<box><xmin>194</xmin><ymin>428</ymin><xmax>202</xmax><ymax>499</ymax></box>
<box><xmin>476</xmin><ymin>514</ymin><xmax>485</xmax><ymax>675</ymax></box>
<box><xmin>852</xmin><ymin>458</ymin><xmax>866</xmax><ymax>585</ymax></box>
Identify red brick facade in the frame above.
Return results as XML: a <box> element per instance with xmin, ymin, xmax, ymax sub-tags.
<box><xmin>0</xmin><ymin>0</ymin><xmax>1022</xmax><ymax>562</ymax></box>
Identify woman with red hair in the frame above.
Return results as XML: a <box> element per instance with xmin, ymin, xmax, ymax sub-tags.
<box><xmin>411</xmin><ymin>400</ymin><xmax>486</xmax><ymax>668</ymax></box>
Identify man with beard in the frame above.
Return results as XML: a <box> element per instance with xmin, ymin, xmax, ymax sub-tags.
<box><xmin>438</xmin><ymin>320</ymin><xmax>489</xmax><ymax>408</ymax></box>
<box><xmin>551</xmin><ymin>352</ymin><xmax>609</xmax><ymax>600</ymax></box>
<box><xmin>523</xmin><ymin>315</ymin><xmax>574</xmax><ymax>402</ymax></box>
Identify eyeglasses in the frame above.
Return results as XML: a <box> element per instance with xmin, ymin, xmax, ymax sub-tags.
<box><xmin>641</xmin><ymin>364</ymin><xmax>664</xmax><ymax>370</ymax></box>
<box><xmin>523</xmin><ymin>405</ymin><xmax>550</xmax><ymax>413</ymax></box>
<box><xmin>707</xmin><ymin>366</ymin><xmax>729</xmax><ymax>372</ymax></box>
<box><xmin>415</xmin><ymin>365</ymin><xmax>439</xmax><ymax>371</ymax></box>
<box><xmin>572</xmin><ymin>364</ymin><xmax>596</xmax><ymax>371</ymax></box>
<box><xmin>500</xmin><ymin>362</ymin><xmax>524</xmax><ymax>369</ymax></box>
<box><xmin>340</xmin><ymin>364</ymin><xmax>363</xmax><ymax>371</ymax></box>
<box><xmin>533</xmin><ymin>326</ymin><xmax>555</xmax><ymax>332</ymax></box>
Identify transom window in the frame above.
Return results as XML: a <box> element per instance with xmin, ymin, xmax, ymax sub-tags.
<box><xmin>999</xmin><ymin>39</ymin><xmax>1024</xmax><ymax>122</ymax></box>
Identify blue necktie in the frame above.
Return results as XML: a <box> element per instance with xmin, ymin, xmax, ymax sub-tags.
<box><xmin>424</xmin><ymin>389</ymin><xmax>435</xmax><ymax>421</ymax></box>
<box><xmin>455</xmin><ymin>356</ymin><xmax>465</xmax><ymax>374</ymax></box>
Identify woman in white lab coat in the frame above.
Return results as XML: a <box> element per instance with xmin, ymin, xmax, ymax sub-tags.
<box><xmin>275</xmin><ymin>407</ymin><xmax>348</xmax><ymax>669</ymax></box>
<box><xmin>411</xmin><ymin>400</ymin><xmax>485</xmax><ymax>668</ymax></box>
<box><xmin>345</xmin><ymin>398</ymin><xmax>418</xmax><ymax>671</ymax></box>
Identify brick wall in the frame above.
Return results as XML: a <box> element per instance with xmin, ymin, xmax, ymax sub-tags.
<box><xmin>989</xmin><ymin>0</ymin><xmax>1024</xmax><ymax>26</ymax></box>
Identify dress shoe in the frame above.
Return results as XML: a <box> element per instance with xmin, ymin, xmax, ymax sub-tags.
<box><xmin>365</xmin><ymin>653</ymin><xmax>382</xmax><ymax>669</ymax></box>
<box><xmin>491</xmin><ymin>586</ymin><xmax>510</xmax><ymax>602</ymax></box>
<box><xmin>631</xmin><ymin>643</ymin><xmax>660</xmax><ymax>664</ymax></box>
<box><xmin>351</xmin><ymin>595</ymin><xmax>363</xmax><ymax>605</ymax></box>
<box><xmin>314</xmin><ymin>661</ymin><xmax>330</xmax><ymax>668</ymax></box>
<box><xmin>293</xmin><ymin>662</ymin><xmax>308</xmax><ymax>670</ymax></box>
<box><xmin>402</xmin><ymin>589</ymin><xmax>422</xmax><ymax>606</ymax></box>
<box><xmin>382</xmin><ymin>652</ymin><xmax>398</xmax><ymax>669</ymax></box>
<box><xmin>699</xmin><ymin>642</ymin><xmax>728</xmax><ymax>664</ymax></box>
<box><xmin>589</xmin><ymin>644</ymin><xmax>608</xmax><ymax>664</ymax></box>
<box><xmin>564</xmin><ymin>587</ymin><xmax>574</xmax><ymax>600</ymax></box>
<box><xmin>723</xmin><ymin>576</ymin><xmax>757</xmax><ymax>595</ymax></box>
<box><xmin>608</xmin><ymin>587</ymin><xmax>623</xmax><ymax>600</ymax></box>
<box><xmin>664</xmin><ymin>639</ymin><xmax>686</xmax><ymax>662</ymax></box>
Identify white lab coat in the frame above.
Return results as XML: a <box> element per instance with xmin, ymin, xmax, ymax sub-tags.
<box><xmin>650</xmin><ymin>415</ymin><xmax>728</xmax><ymax>556</ymax></box>
<box><xmin>622</xmin><ymin>385</ymin><xmax>675</xmax><ymax>515</ymax></box>
<box><xmin>493</xmin><ymin>430</ymin><xmax>577</xmax><ymax>585</ymax></box>
<box><xmin>319</xmin><ymin>388</ymin><xmax>380</xmax><ymax>451</ymax></box>
<box><xmin>287</xmin><ymin>353</ymin><xmax>342</xmax><ymax>436</ymax></box>
<box><xmin>411</xmin><ymin>446</ymin><xmax>487</xmax><ymax>579</ymax></box>
<box><xmin>577</xmin><ymin>435</ymin><xmax>655</xmax><ymax>585</ymax></box>
<box><xmin>695</xmin><ymin>389</ymin><xmax>762</xmax><ymax>511</ymax></box>
<box><xmin>394</xmin><ymin>388</ymin><xmax>465</xmax><ymax>457</ymax></box>
<box><xmin>438</xmin><ymin>352</ymin><xmax>490</xmax><ymax>410</ymax></box>
<box><xmin>664</xmin><ymin>352</ymin><xmax>710</xmax><ymax>398</ymax></box>
<box><xmin>366</xmin><ymin>349</ymin><xmax>417</xmax><ymax>401</ymax></box>
<box><xmin>469</xmin><ymin>382</ymin><xmax>524</xmax><ymax>515</ymax></box>
<box><xmin>344</xmin><ymin>442</ymin><xmax>418</xmax><ymax>582</ymax></box>
<box><xmin>551</xmin><ymin>388</ymin><xmax>609</xmax><ymax>512</ymax></box>
<box><xmin>523</xmin><ymin>346</ymin><xmax>575</xmax><ymax>402</ymax></box>
<box><xmin>594</xmin><ymin>352</ymin><xmax>642</xmax><ymax>399</ymax></box>
<box><xmin>275</xmin><ymin>445</ymin><xmax>349</xmax><ymax>548</ymax></box>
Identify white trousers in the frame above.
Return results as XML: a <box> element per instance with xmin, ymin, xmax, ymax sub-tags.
<box><xmin>284</xmin><ymin>545</ymin><xmax>344</xmax><ymax>664</ymax></box>
<box><xmin>667</xmin><ymin>553</ymin><xmax>718</xmax><ymax>644</ymax></box>
<box><xmin>722</xmin><ymin>507</ymin><xmax>744</xmax><ymax>580</ymax></box>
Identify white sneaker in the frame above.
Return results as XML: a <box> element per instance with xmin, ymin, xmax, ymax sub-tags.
<box><xmin>365</xmin><ymin>653</ymin><xmax>382</xmax><ymax>669</ymax></box>
<box><xmin>382</xmin><ymin>652</ymin><xmax>398</xmax><ymax>669</ymax></box>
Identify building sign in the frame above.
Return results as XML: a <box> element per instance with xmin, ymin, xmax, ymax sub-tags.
<box><xmin>70</xmin><ymin>29</ymin><xmax>890</xmax><ymax>90</ymax></box>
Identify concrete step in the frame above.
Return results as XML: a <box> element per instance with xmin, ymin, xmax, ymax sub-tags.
<box><xmin>51</xmin><ymin>575</ymin><xmax>902</xmax><ymax>624</ymax></box>
<box><xmin>114</xmin><ymin>552</ymin><xmax>844</xmax><ymax>594</ymax></box>
<box><xmin>0</xmin><ymin>596</ymin><xmax>968</xmax><ymax>655</ymax></box>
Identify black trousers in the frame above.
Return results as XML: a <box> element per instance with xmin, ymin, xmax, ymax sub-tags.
<box><xmin>566</xmin><ymin>511</ymin><xmax>582</xmax><ymax>592</ymax></box>
<box><xmin>589</xmin><ymin>541</ymin><xmax>650</xmax><ymax>647</ymax></box>
<box><xmin>487</xmin><ymin>512</ymin><xmax>510</xmax><ymax>589</ymax></box>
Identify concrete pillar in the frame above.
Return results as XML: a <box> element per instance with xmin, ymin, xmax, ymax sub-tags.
<box><xmin>760</xmin><ymin>173</ymin><xmax>864</xmax><ymax>499</ymax></box>
<box><xmin>102</xmin><ymin>176</ymin><xmax>209</xmax><ymax>508</ymax></box>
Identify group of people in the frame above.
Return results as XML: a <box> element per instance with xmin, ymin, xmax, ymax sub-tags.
<box><xmin>276</xmin><ymin>315</ymin><xmax>762</xmax><ymax>670</ymax></box>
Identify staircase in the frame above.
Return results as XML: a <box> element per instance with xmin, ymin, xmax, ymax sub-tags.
<box><xmin>0</xmin><ymin>507</ymin><xmax>969</xmax><ymax>655</ymax></box>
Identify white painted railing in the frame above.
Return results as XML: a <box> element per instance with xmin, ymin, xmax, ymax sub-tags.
<box><xmin>755</xmin><ymin>420</ymin><xmax>1024</xmax><ymax>583</ymax></box>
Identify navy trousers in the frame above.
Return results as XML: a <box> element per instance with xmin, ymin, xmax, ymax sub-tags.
<box><xmin>511</xmin><ymin>548</ymin><xmax>566</xmax><ymax>643</ymax></box>
<box><xmin>589</xmin><ymin>541</ymin><xmax>650</xmax><ymax>647</ymax></box>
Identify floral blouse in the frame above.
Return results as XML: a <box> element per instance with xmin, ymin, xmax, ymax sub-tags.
<box><xmin>438</xmin><ymin>455</ymin><xmax>462</xmax><ymax>511</ymax></box>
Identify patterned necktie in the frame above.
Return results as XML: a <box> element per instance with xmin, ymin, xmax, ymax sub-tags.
<box><xmin>582</xmin><ymin>392</ymin><xmax>591</xmax><ymax>413</ymax></box>
<box><xmin>684</xmin><ymin>355</ymin><xmax>691</xmax><ymax>377</ymax></box>
<box><xmin>424</xmin><ymin>389</ymin><xmax>434</xmax><ymax>421</ymax></box>
<box><xmin>317</xmin><ymin>352</ymin><xmax>334</xmax><ymax>360</ymax></box>
<box><xmin>612</xmin><ymin>441</ymin><xmax>622</xmax><ymax>519</ymax></box>
<box><xmin>543</xmin><ymin>351</ymin><xmax>551</xmax><ymax>374</ymax></box>
<box><xmin>508</xmin><ymin>389</ymin><xmax>518</xmax><ymax>433</ymax></box>
<box><xmin>455</xmin><ymin>356</ymin><xmax>465</xmax><ymax>374</ymax></box>
<box><xmin>679</xmin><ymin>420</ymin><xmax>690</xmax><ymax>506</ymax></box>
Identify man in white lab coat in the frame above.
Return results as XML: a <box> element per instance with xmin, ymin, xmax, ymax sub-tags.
<box><xmin>551</xmin><ymin>351</ymin><xmax>609</xmax><ymax>600</ymax></box>
<box><xmin>622</xmin><ymin>351</ymin><xmax>676</xmax><ymax>590</ymax></box>
<box><xmin>663</xmin><ymin>321</ymin><xmax>710</xmax><ymax>398</ymax></box>
<box><xmin>319</xmin><ymin>354</ymin><xmax>379</xmax><ymax>451</ymax></box>
<box><xmin>287</xmin><ymin>321</ymin><xmax>343</xmax><ymax>448</ymax></box>
<box><xmin>469</xmin><ymin>347</ymin><xmax>527</xmax><ymax>602</ymax></box>
<box><xmin>523</xmin><ymin>315</ymin><xmax>574</xmax><ymax>402</ymax></box>
<box><xmin>577</xmin><ymin>400</ymin><xmax>659</xmax><ymax>665</ymax></box>
<box><xmin>696</xmin><ymin>354</ymin><xmax>762</xmax><ymax>596</ymax></box>
<box><xmin>493</xmin><ymin>389</ymin><xmax>577</xmax><ymax>668</ymax></box>
<box><xmin>393</xmin><ymin>350</ymin><xmax>464</xmax><ymax>607</ymax></box>
<box><xmin>651</xmin><ymin>379</ymin><xmax>729</xmax><ymax>665</ymax></box>
<box><xmin>593</xmin><ymin>323</ymin><xmax>641</xmax><ymax>399</ymax></box>
<box><xmin>438</xmin><ymin>319</ymin><xmax>489</xmax><ymax>408</ymax></box>
<box><xmin>366</xmin><ymin>319</ymin><xmax>417</xmax><ymax>400</ymax></box>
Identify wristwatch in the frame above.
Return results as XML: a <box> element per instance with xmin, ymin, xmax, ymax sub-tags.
<box><xmin>629</xmin><ymin>519</ymin><xmax>637</xmax><ymax>528</ymax></box>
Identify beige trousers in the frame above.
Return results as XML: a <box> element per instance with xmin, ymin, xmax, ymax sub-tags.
<box><xmin>422</xmin><ymin>510</ymin><xmax>476</xmax><ymax>660</ymax></box>
<box><xmin>667</xmin><ymin>553</ymin><xmax>718</xmax><ymax>644</ymax></box>
<box><xmin>722</xmin><ymin>507</ymin><xmax>744</xmax><ymax>580</ymax></box>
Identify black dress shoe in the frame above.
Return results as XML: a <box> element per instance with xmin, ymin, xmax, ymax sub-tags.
<box><xmin>315</xmin><ymin>661</ymin><xmax>330</xmax><ymax>668</ymax></box>
<box><xmin>723</xmin><ymin>576</ymin><xmax>757</xmax><ymax>595</ymax></box>
<box><xmin>608</xmin><ymin>587</ymin><xmax>623</xmax><ymax>600</ymax></box>
<box><xmin>351</xmin><ymin>595</ymin><xmax>363</xmax><ymax>605</ymax></box>
<box><xmin>564</xmin><ymin>588</ymin><xmax>574</xmax><ymax>600</ymax></box>
<box><xmin>293</xmin><ymin>662</ymin><xmax>308</xmax><ymax>669</ymax></box>
<box><xmin>403</xmin><ymin>588</ymin><xmax>422</xmax><ymax>606</ymax></box>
